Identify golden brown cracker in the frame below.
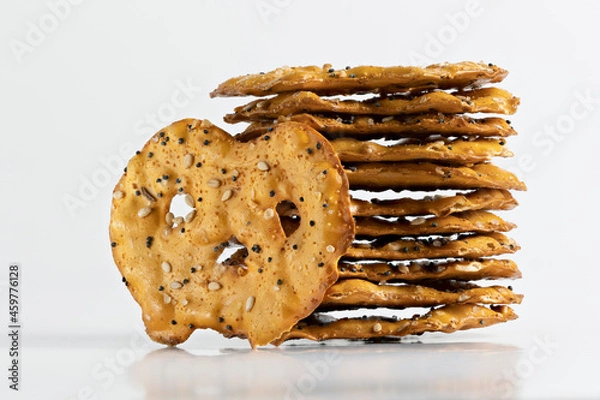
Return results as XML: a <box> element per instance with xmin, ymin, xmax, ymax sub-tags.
<box><xmin>347</xmin><ymin>162</ymin><xmax>527</xmax><ymax>192</ymax></box>
<box><xmin>225</xmin><ymin>88</ymin><xmax>519</xmax><ymax>122</ymax></box>
<box><xmin>346</xmin><ymin>233</ymin><xmax>519</xmax><ymax>261</ymax></box>
<box><xmin>211</xmin><ymin>62</ymin><xmax>508</xmax><ymax>97</ymax></box>
<box><xmin>338</xmin><ymin>259</ymin><xmax>521</xmax><ymax>282</ymax></box>
<box><xmin>237</xmin><ymin>114</ymin><xmax>516</xmax><ymax>141</ymax></box>
<box><xmin>273</xmin><ymin>304</ymin><xmax>517</xmax><ymax>343</ymax></box>
<box><xmin>320</xmin><ymin>279</ymin><xmax>522</xmax><ymax>310</ymax></box>
<box><xmin>331</xmin><ymin>137</ymin><xmax>512</xmax><ymax>164</ymax></box>
<box><xmin>109</xmin><ymin>119</ymin><xmax>354</xmax><ymax>347</ymax></box>
<box><xmin>355</xmin><ymin>210</ymin><xmax>515</xmax><ymax>237</ymax></box>
<box><xmin>350</xmin><ymin>189</ymin><xmax>518</xmax><ymax>217</ymax></box>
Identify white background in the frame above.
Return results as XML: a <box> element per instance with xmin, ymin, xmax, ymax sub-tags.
<box><xmin>1</xmin><ymin>0</ymin><xmax>600</xmax><ymax>399</ymax></box>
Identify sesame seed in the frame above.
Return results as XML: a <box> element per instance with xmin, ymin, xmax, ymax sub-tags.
<box><xmin>299</xmin><ymin>197</ymin><xmax>304</xmax><ymax>202</ymax></box>
<box><xmin>264</xmin><ymin>135</ymin><xmax>270</xmax><ymax>141</ymax></box>
<box><xmin>158</xmin><ymin>286</ymin><xmax>164</xmax><ymax>291</ymax></box>
<box><xmin>225</xmin><ymin>325</ymin><xmax>232</xmax><ymax>330</ymax></box>
<box><xmin>203</xmin><ymin>140</ymin><xmax>210</xmax><ymax>145</ymax></box>
<box><xmin>221</xmin><ymin>168</ymin><xmax>227</xmax><ymax>174</ymax></box>
<box><xmin>178</xmin><ymin>138</ymin><xmax>184</xmax><ymax>144</ymax></box>
<box><xmin>183</xmin><ymin>279</ymin><xmax>189</xmax><ymax>284</ymax></box>
<box><xmin>257</xmin><ymin>161</ymin><xmax>270</xmax><ymax>171</ymax></box>
<box><xmin>159</xmin><ymin>132</ymin><xmax>165</xmax><ymax>137</ymax></box>
<box><xmin>263</xmin><ymin>208</ymin><xmax>275</xmax><ymax>219</ymax></box>
<box><xmin>309</xmin><ymin>220</ymin><xmax>315</xmax><ymax>226</ymax></box>
<box><xmin>163</xmin><ymin>293</ymin><xmax>172</xmax><ymax>304</ymax></box>
<box><xmin>171</xmin><ymin>320</ymin><xmax>177</xmax><ymax>325</ymax></box>
<box><xmin>203</xmin><ymin>129</ymin><xmax>209</xmax><ymax>134</ymax></box>
<box><xmin>292</xmin><ymin>244</ymin><xmax>298</xmax><ymax>250</ymax></box>
<box><xmin>135</xmin><ymin>190</ymin><xmax>141</xmax><ymax>196</ymax></box>
<box><xmin>184</xmin><ymin>154</ymin><xmax>194</xmax><ymax>169</ymax></box>
<box><xmin>148</xmin><ymin>152</ymin><xmax>153</xmax><ymax>158</ymax></box>
<box><xmin>184</xmin><ymin>194</ymin><xmax>194</xmax><ymax>207</ymax></box>
<box><xmin>208</xmin><ymin>281</ymin><xmax>221</xmax><ymax>291</ymax></box>
<box><xmin>277</xmin><ymin>279</ymin><xmax>283</xmax><ymax>285</ymax></box>
<box><xmin>218</xmin><ymin>317</ymin><xmax>224</xmax><ymax>323</ymax></box>
<box><xmin>164</xmin><ymin>212</ymin><xmax>174</xmax><ymax>226</ymax></box>
<box><xmin>113</xmin><ymin>190</ymin><xmax>124</xmax><ymax>200</ymax></box>
<box><xmin>267</xmin><ymin>257</ymin><xmax>272</xmax><ymax>263</ymax></box>
<box><xmin>411</xmin><ymin>217</ymin><xmax>426</xmax><ymax>226</ymax></box>
<box><xmin>258</xmin><ymin>268</ymin><xmax>263</xmax><ymax>273</ymax></box>
<box><xmin>170</xmin><ymin>281</ymin><xmax>183</xmax><ymax>289</ymax></box>
<box><xmin>306</xmin><ymin>148</ymin><xmax>313</xmax><ymax>154</ymax></box>
<box><xmin>245</xmin><ymin>296</ymin><xmax>255</xmax><ymax>312</ymax></box>
<box><xmin>318</xmin><ymin>262</ymin><xmax>324</xmax><ymax>267</ymax></box>
<box><xmin>141</xmin><ymin>187</ymin><xmax>156</xmax><ymax>202</ymax></box>
<box><xmin>180</xmin><ymin>227</ymin><xmax>185</xmax><ymax>233</ymax></box>
<box><xmin>373</xmin><ymin>322</ymin><xmax>382</xmax><ymax>333</ymax></box>
<box><xmin>349</xmin><ymin>73</ymin><xmax>356</xmax><ymax>78</ymax></box>
<box><xmin>316</xmin><ymin>142</ymin><xmax>322</xmax><ymax>150</ymax></box>
<box><xmin>382</xmin><ymin>116</ymin><xmax>394</xmax><ymax>123</ymax></box>
<box><xmin>251</xmin><ymin>244</ymin><xmax>261</xmax><ymax>253</ymax></box>
<box><xmin>273</xmin><ymin>285</ymin><xmax>280</xmax><ymax>291</ymax></box>
<box><xmin>111</xmin><ymin>242</ymin><xmax>117</xmax><ymax>247</ymax></box>
<box><xmin>138</xmin><ymin>207</ymin><xmax>152</xmax><ymax>218</ymax></box>
<box><xmin>221</xmin><ymin>189</ymin><xmax>233</xmax><ymax>202</ymax></box>
<box><xmin>269</xmin><ymin>190</ymin><xmax>275</xmax><ymax>197</ymax></box>
<box><xmin>326</xmin><ymin>245</ymin><xmax>335</xmax><ymax>253</ymax></box>
<box><xmin>173</xmin><ymin>216</ymin><xmax>184</xmax><ymax>225</ymax></box>
<box><xmin>161</xmin><ymin>261</ymin><xmax>172</xmax><ymax>273</ymax></box>
<box><xmin>185</xmin><ymin>209</ymin><xmax>196</xmax><ymax>223</ymax></box>
<box><xmin>181</xmin><ymin>299</ymin><xmax>188</xmax><ymax>306</ymax></box>
<box><xmin>188</xmin><ymin>324</ymin><xmax>194</xmax><ymax>329</ymax></box>
<box><xmin>207</xmin><ymin>179</ymin><xmax>221</xmax><ymax>188</ymax></box>
<box><xmin>196</xmin><ymin>162</ymin><xmax>202</xmax><ymax>168</ymax></box>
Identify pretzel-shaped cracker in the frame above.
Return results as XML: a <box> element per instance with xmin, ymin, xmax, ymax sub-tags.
<box><xmin>109</xmin><ymin>119</ymin><xmax>354</xmax><ymax>347</ymax></box>
<box><xmin>338</xmin><ymin>259</ymin><xmax>522</xmax><ymax>282</ymax></box>
<box><xmin>272</xmin><ymin>304</ymin><xmax>517</xmax><ymax>344</ymax></box>
<box><xmin>331</xmin><ymin>137</ymin><xmax>513</xmax><ymax>164</ymax></box>
<box><xmin>350</xmin><ymin>189</ymin><xmax>518</xmax><ymax>217</ymax></box>
<box><xmin>225</xmin><ymin>88</ymin><xmax>519</xmax><ymax>123</ymax></box>
<box><xmin>211</xmin><ymin>62</ymin><xmax>508</xmax><ymax>97</ymax></box>
<box><xmin>238</xmin><ymin>114</ymin><xmax>516</xmax><ymax>141</ymax></box>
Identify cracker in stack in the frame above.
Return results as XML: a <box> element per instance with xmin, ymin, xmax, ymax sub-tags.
<box><xmin>211</xmin><ymin>61</ymin><xmax>526</xmax><ymax>343</ymax></box>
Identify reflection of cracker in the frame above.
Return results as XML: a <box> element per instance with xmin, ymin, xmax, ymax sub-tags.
<box><xmin>109</xmin><ymin>120</ymin><xmax>354</xmax><ymax>347</ymax></box>
<box><xmin>351</xmin><ymin>189</ymin><xmax>518</xmax><ymax>217</ymax></box>
<box><xmin>338</xmin><ymin>259</ymin><xmax>521</xmax><ymax>282</ymax></box>
<box><xmin>355</xmin><ymin>211</ymin><xmax>515</xmax><ymax>237</ymax></box>
<box><xmin>273</xmin><ymin>304</ymin><xmax>517</xmax><ymax>344</ymax></box>
<box><xmin>346</xmin><ymin>233</ymin><xmax>519</xmax><ymax>260</ymax></box>
<box><xmin>347</xmin><ymin>162</ymin><xmax>526</xmax><ymax>191</ymax></box>
<box><xmin>211</xmin><ymin>62</ymin><xmax>508</xmax><ymax>97</ymax></box>
<box><xmin>225</xmin><ymin>88</ymin><xmax>519</xmax><ymax>122</ymax></box>
<box><xmin>238</xmin><ymin>114</ymin><xmax>516</xmax><ymax>141</ymax></box>
<box><xmin>320</xmin><ymin>279</ymin><xmax>522</xmax><ymax>310</ymax></box>
<box><xmin>332</xmin><ymin>137</ymin><xmax>512</xmax><ymax>164</ymax></box>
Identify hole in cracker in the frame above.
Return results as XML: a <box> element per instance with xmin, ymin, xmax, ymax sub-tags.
<box><xmin>276</xmin><ymin>200</ymin><xmax>300</xmax><ymax>237</ymax></box>
<box><xmin>168</xmin><ymin>193</ymin><xmax>195</xmax><ymax>227</ymax></box>
<box><xmin>216</xmin><ymin>237</ymin><xmax>249</xmax><ymax>269</ymax></box>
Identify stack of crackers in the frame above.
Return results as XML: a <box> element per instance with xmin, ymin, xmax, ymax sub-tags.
<box><xmin>211</xmin><ymin>62</ymin><xmax>526</xmax><ymax>343</ymax></box>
